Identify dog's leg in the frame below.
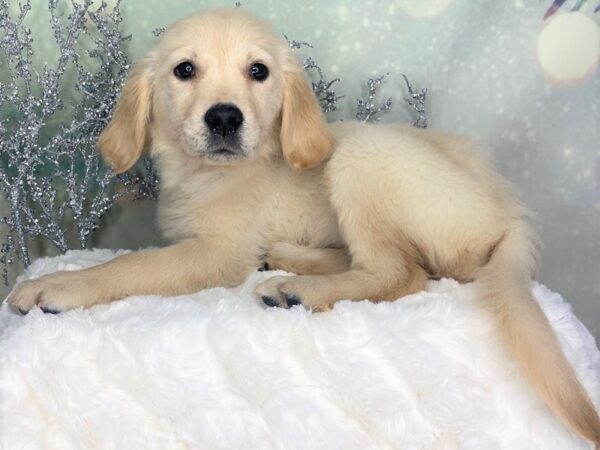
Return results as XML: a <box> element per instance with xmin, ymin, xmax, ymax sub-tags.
<box><xmin>255</xmin><ymin>221</ymin><xmax>428</xmax><ymax>310</ymax></box>
<box><xmin>255</xmin><ymin>153</ymin><xmax>431</xmax><ymax>309</ymax></box>
<box><xmin>254</xmin><ymin>261</ymin><xmax>427</xmax><ymax>310</ymax></box>
<box><xmin>8</xmin><ymin>238</ymin><xmax>255</xmax><ymax>313</ymax></box>
<box><xmin>264</xmin><ymin>242</ymin><xmax>351</xmax><ymax>275</ymax></box>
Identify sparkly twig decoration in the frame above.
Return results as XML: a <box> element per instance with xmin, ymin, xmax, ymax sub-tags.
<box><xmin>303</xmin><ymin>57</ymin><xmax>345</xmax><ymax>113</ymax></box>
<box><xmin>152</xmin><ymin>27</ymin><xmax>166</xmax><ymax>37</ymax></box>
<box><xmin>356</xmin><ymin>74</ymin><xmax>393</xmax><ymax>122</ymax></box>
<box><xmin>402</xmin><ymin>74</ymin><xmax>428</xmax><ymax>128</ymax></box>
<box><xmin>283</xmin><ymin>34</ymin><xmax>313</xmax><ymax>50</ymax></box>
<box><xmin>0</xmin><ymin>0</ymin><xmax>157</xmax><ymax>284</ymax></box>
<box><xmin>284</xmin><ymin>34</ymin><xmax>344</xmax><ymax>113</ymax></box>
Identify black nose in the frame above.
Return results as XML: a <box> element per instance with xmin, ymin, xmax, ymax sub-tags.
<box><xmin>204</xmin><ymin>103</ymin><xmax>244</xmax><ymax>137</ymax></box>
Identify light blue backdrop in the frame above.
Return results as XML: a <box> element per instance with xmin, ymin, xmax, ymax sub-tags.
<box><xmin>9</xmin><ymin>0</ymin><xmax>600</xmax><ymax>339</ymax></box>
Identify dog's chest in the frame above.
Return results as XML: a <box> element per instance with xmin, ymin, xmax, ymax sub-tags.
<box><xmin>264</xmin><ymin>167</ymin><xmax>343</xmax><ymax>249</ymax></box>
<box><xmin>157</xmin><ymin>170</ymin><xmax>229</xmax><ymax>241</ymax></box>
<box><xmin>157</xmin><ymin>163</ymin><xmax>343</xmax><ymax>250</ymax></box>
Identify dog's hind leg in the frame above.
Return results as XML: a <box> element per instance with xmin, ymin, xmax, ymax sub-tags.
<box><xmin>254</xmin><ymin>241</ymin><xmax>428</xmax><ymax>310</ymax></box>
<box><xmin>263</xmin><ymin>242</ymin><xmax>351</xmax><ymax>275</ymax></box>
<box><xmin>254</xmin><ymin>262</ymin><xmax>428</xmax><ymax>310</ymax></box>
<box><xmin>255</xmin><ymin>208</ymin><xmax>428</xmax><ymax>310</ymax></box>
<box><xmin>255</xmin><ymin>134</ymin><xmax>431</xmax><ymax>310</ymax></box>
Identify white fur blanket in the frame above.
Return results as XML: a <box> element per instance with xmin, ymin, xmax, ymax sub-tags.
<box><xmin>1</xmin><ymin>249</ymin><xmax>599</xmax><ymax>450</ymax></box>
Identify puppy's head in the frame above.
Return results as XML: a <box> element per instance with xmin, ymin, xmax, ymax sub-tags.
<box><xmin>99</xmin><ymin>8</ymin><xmax>333</xmax><ymax>173</ymax></box>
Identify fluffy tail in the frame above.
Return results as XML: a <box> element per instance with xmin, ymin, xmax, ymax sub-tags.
<box><xmin>475</xmin><ymin>220</ymin><xmax>600</xmax><ymax>447</ymax></box>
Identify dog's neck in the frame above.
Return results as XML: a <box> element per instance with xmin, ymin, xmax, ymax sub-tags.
<box><xmin>151</xmin><ymin>130</ymin><xmax>291</xmax><ymax>201</ymax></box>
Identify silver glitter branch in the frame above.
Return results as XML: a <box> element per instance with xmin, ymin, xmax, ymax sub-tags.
<box><xmin>152</xmin><ymin>27</ymin><xmax>165</xmax><ymax>37</ymax></box>
<box><xmin>283</xmin><ymin>33</ymin><xmax>313</xmax><ymax>50</ymax></box>
<box><xmin>284</xmin><ymin>34</ymin><xmax>344</xmax><ymax>113</ymax></box>
<box><xmin>402</xmin><ymin>74</ymin><xmax>428</xmax><ymax>128</ymax></box>
<box><xmin>303</xmin><ymin>57</ymin><xmax>344</xmax><ymax>113</ymax></box>
<box><xmin>283</xmin><ymin>35</ymin><xmax>428</xmax><ymax>124</ymax></box>
<box><xmin>356</xmin><ymin>74</ymin><xmax>393</xmax><ymax>122</ymax></box>
<box><xmin>0</xmin><ymin>0</ymin><xmax>157</xmax><ymax>284</ymax></box>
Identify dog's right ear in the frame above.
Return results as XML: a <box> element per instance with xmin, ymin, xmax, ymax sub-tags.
<box><xmin>98</xmin><ymin>60</ymin><xmax>152</xmax><ymax>174</ymax></box>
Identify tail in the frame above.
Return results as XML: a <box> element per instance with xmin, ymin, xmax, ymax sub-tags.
<box><xmin>475</xmin><ymin>220</ymin><xmax>600</xmax><ymax>447</ymax></box>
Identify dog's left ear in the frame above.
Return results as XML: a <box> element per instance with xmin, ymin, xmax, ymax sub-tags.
<box><xmin>280</xmin><ymin>70</ymin><xmax>334</xmax><ymax>170</ymax></box>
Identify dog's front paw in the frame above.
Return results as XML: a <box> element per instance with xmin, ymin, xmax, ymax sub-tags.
<box><xmin>7</xmin><ymin>271</ymin><xmax>103</xmax><ymax>314</ymax></box>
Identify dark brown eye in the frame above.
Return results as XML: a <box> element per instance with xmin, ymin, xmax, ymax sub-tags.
<box><xmin>174</xmin><ymin>61</ymin><xmax>196</xmax><ymax>80</ymax></box>
<box><xmin>249</xmin><ymin>62</ymin><xmax>269</xmax><ymax>82</ymax></box>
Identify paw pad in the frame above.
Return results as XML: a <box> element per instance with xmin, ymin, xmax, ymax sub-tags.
<box><xmin>261</xmin><ymin>295</ymin><xmax>279</xmax><ymax>307</ymax></box>
<box><xmin>283</xmin><ymin>293</ymin><xmax>302</xmax><ymax>307</ymax></box>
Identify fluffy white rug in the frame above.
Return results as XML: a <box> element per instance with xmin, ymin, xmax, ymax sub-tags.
<box><xmin>1</xmin><ymin>249</ymin><xmax>599</xmax><ymax>450</ymax></box>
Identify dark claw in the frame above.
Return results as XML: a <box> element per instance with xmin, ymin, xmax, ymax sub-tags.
<box><xmin>40</xmin><ymin>306</ymin><xmax>60</xmax><ymax>315</ymax></box>
<box><xmin>258</xmin><ymin>262</ymin><xmax>270</xmax><ymax>272</ymax></box>
<box><xmin>283</xmin><ymin>293</ymin><xmax>302</xmax><ymax>307</ymax></box>
<box><xmin>17</xmin><ymin>307</ymin><xmax>28</xmax><ymax>315</ymax></box>
<box><xmin>261</xmin><ymin>295</ymin><xmax>279</xmax><ymax>307</ymax></box>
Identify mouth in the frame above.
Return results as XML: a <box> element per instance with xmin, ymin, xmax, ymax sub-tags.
<box><xmin>203</xmin><ymin>146</ymin><xmax>245</xmax><ymax>161</ymax></box>
<box><xmin>186</xmin><ymin>130</ymin><xmax>248</xmax><ymax>163</ymax></box>
<box><xmin>210</xmin><ymin>148</ymin><xmax>238</xmax><ymax>157</ymax></box>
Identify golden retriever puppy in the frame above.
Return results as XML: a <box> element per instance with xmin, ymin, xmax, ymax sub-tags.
<box><xmin>7</xmin><ymin>8</ymin><xmax>600</xmax><ymax>446</ymax></box>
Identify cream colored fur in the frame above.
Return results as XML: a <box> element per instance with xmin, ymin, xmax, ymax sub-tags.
<box><xmin>7</xmin><ymin>8</ymin><xmax>600</xmax><ymax>447</ymax></box>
